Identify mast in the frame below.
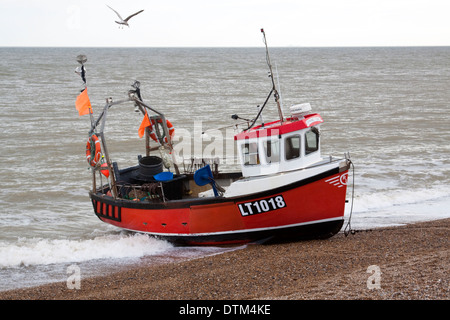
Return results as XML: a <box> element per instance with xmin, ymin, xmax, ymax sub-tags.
<box><xmin>261</xmin><ymin>28</ymin><xmax>284</xmax><ymax>123</ymax></box>
<box><xmin>75</xmin><ymin>55</ymin><xmax>94</xmax><ymax>127</ymax></box>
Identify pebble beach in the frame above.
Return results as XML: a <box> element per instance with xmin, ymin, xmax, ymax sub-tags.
<box><xmin>0</xmin><ymin>219</ymin><xmax>448</xmax><ymax>301</ymax></box>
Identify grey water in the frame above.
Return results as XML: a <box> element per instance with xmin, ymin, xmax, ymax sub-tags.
<box><xmin>0</xmin><ymin>47</ymin><xmax>449</xmax><ymax>291</ymax></box>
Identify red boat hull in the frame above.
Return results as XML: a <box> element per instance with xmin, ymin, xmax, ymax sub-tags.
<box><xmin>90</xmin><ymin>168</ymin><xmax>348</xmax><ymax>245</ymax></box>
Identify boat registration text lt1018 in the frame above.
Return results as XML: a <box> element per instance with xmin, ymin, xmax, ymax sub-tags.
<box><xmin>237</xmin><ymin>195</ymin><xmax>286</xmax><ymax>216</ymax></box>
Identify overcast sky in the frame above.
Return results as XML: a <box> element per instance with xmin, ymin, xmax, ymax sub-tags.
<box><xmin>0</xmin><ymin>0</ymin><xmax>449</xmax><ymax>47</ymax></box>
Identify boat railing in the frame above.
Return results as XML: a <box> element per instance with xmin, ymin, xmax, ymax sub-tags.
<box><xmin>87</xmin><ymin>85</ymin><xmax>180</xmax><ymax>199</ymax></box>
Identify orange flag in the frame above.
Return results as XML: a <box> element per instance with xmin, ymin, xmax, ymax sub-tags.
<box><xmin>75</xmin><ymin>88</ymin><xmax>92</xmax><ymax>116</ymax></box>
<box><xmin>138</xmin><ymin>111</ymin><xmax>151</xmax><ymax>138</ymax></box>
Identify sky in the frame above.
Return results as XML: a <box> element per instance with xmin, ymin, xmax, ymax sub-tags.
<box><xmin>0</xmin><ymin>0</ymin><xmax>449</xmax><ymax>47</ymax></box>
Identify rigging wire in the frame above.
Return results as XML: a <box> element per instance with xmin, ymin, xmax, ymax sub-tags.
<box><xmin>344</xmin><ymin>159</ymin><xmax>356</xmax><ymax>236</ymax></box>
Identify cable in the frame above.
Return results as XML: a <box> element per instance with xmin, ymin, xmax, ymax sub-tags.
<box><xmin>344</xmin><ymin>159</ymin><xmax>356</xmax><ymax>236</ymax></box>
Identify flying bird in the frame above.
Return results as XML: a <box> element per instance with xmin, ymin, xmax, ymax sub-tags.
<box><xmin>107</xmin><ymin>5</ymin><xmax>144</xmax><ymax>28</ymax></box>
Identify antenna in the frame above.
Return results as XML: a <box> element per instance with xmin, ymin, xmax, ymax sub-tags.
<box><xmin>75</xmin><ymin>54</ymin><xmax>87</xmax><ymax>86</ymax></box>
<box><xmin>275</xmin><ymin>63</ymin><xmax>284</xmax><ymax>112</ymax></box>
<box><xmin>74</xmin><ymin>54</ymin><xmax>94</xmax><ymax>127</ymax></box>
<box><xmin>261</xmin><ymin>28</ymin><xmax>284</xmax><ymax>123</ymax></box>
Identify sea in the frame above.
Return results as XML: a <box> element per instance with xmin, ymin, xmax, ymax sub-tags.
<box><xmin>0</xmin><ymin>47</ymin><xmax>449</xmax><ymax>292</ymax></box>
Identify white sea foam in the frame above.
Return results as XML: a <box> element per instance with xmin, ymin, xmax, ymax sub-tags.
<box><xmin>0</xmin><ymin>233</ymin><xmax>173</xmax><ymax>268</ymax></box>
<box><xmin>351</xmin><ymin>185</ymin><xmax>450</xmax><ymax>213</ymax></box>
<box><xmin>345</xmin><ymin>185</ymin><xmax>450</xmax><ymax>229</ymax></box>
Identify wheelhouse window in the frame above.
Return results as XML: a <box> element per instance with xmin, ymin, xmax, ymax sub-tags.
<box><xmin>264</xmin><ymin>138</ymin><xmax>280</xmax><ymax>163</ymax></box>
<box><xmin>305</xmin><ymin>128</ymin><xmax>319</xmax><ymax>155</ymax></box>
<box><xmin>242</xmin><ymin>142</ymin><xmax>260</xmax><ymax>166</ymax></box>
<box><xmin>285</xmin><ymin>135</ymin><xmax>301</xmax><ymax>160</ymax></box>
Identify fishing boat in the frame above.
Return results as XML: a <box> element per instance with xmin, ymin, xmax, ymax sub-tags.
<box><xmin>75</xmin><ymin>30</ymin><xmax>353</xmax><ymax>245</ymax></box>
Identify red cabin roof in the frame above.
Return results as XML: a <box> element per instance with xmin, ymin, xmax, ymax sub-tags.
<box><xmin>234</xmin><ymin>113</ymin><xmax>323</xmax><ymax>140</ymax></box>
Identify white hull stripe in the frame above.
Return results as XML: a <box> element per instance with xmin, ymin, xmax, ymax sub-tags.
<box><xmin>121</xmin><ymin>217</ymin><xmax>344</xmax><ymax>238</ymax></box>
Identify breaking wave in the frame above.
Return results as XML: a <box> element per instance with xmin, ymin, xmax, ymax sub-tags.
<box><xmin>352</xmin><ymin>185</ymin><xmax>450</xmax><ymax>213</ymax></box>
<box><xmin>0</xmin><ymin>233</ymin><xmax>173</xmax><ymax>268</ymax></box>
<box><xmin>346</xmin><ymin>184</ymin><xmax>450</xmax><ymax>229</ymax></box>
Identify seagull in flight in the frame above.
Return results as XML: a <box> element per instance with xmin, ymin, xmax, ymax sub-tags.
<box><xmin>107</xmin><ymin>5</ymin><xmax>144</xmax><ymax>28</ymax></box>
